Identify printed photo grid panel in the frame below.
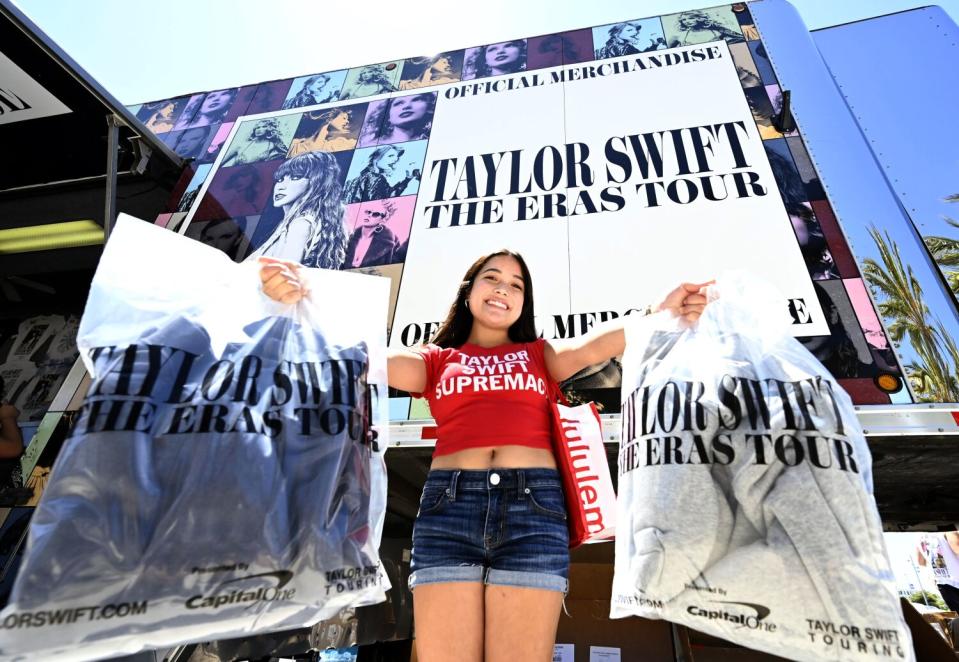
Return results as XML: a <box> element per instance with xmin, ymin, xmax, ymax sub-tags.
<box><xmin>177</xmin><ymin>87</ymin><xmax>437</xmax><ymax>348</ymax></box>
<box><xmin>141</xmin><ymin>2</ymin><xmax>907</xmax><ymax>405</ymax></box>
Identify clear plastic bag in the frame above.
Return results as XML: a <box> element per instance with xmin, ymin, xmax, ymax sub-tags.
<box><xmin>0</xmin><ymin>215</ymin><xmax>391</xmax><ymax>661</ymax></box>
<box><xmin>611</xmin><ymin>272</ymin><xmax>914</xmax><ymax>662</ymax></box>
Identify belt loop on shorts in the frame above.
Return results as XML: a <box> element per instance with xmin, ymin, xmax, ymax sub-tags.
<box><xmin>448</xmin><ymin>470</ymin><xmax>460</xmax><ymax>502</ymax></box>
<box><xmin>517</xmin><ymin>469</ymin><xmax>526</xmax><ymax>501</ymax></box>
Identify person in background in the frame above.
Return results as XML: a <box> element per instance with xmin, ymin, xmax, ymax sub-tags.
<box><xmin>0</xmin><ymin>377</ymin><xmax>25</xmax><ymax>499</ymax></box>
<box><xmin>918</xmin><ymin>532</ymin><xmax>959</xmax><ymax>612</ymax></box>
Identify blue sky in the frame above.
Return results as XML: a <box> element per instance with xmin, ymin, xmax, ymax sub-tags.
<box><xmin>12</xmin><ymin>0</ymin><xmax>959</xmax><ymax>104</ymax></box>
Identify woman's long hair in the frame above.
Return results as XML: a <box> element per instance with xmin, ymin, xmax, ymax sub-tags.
<box><xmin>197</xmin><ymin>88</ymin><xmax>238</xmax><ymax>125</ymax></box>
<box><xmin>364</xmin><ymin>145</ymin><xmax>403</xmax><ymax>174</ymax></box>
<box><xmin>273</xmin><ymin>152</ymin><xmax>347</xmax><ymax>269</ymax></box>
<box><xmin>354</xmin><ymin>65</ymin><xmax>393</xmax><ymax>93</ymax></box>
<box><xmin>607</xmin><ymin>22</ymin><xmax>639</xmax><ymax>42</ymax></box>
<box><xmin>430</xmin><ymin>250</ymin><xmax>538</xmax><ymax>348</ymax></box>
<box><xmin>250</xmin><ymin>118</ymin><xmax>288</xmax><ymax>154</ymax></box>
<box><xmin>364</xmin><ymin>94</ymin><xmax>436</xmax><ymax>143</ymax></box>
<box><xmin>466</xmin><ymin>41</ymin><xmax>528</xmax><ymax>79</ymax></box>
<box><xmin>283</xmin><ymin>74</ymin><xmax>333</xmax><ymax>109</ymax></box>
<box><xmin>307</xmin><ymin>107</ymin><xmax>355</xmax><ymax>139</ymax></box>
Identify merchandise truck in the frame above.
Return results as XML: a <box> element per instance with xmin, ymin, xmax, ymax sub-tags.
<box><xmin>1</xmin><ymin>0</ymin><xmax>957</xmax><ymax>658</ymax></box>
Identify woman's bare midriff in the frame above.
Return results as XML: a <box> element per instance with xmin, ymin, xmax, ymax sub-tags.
<box><xmin>429</xmin><ymin>445</ymin><xmax>557</xmax><ymax>471</ymax></box>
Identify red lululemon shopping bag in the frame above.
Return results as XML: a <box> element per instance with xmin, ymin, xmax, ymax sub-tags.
<box><xmin>551</xmin><ymin>399</ymin><xmax>616</xmax><ymax>548</ymax></box>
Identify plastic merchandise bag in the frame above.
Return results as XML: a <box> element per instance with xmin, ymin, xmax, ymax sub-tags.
<box><xmin>0</xmin><ymin>215</ymin><xmax>391</xmax><ymax>661</ymax></box>
<box><xmin>610</xmin><ymin>273</ymin><xmax>914</xmax><ymax>662</ymax></box>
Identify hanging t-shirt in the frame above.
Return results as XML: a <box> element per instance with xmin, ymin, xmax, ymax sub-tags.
<box><xmin>6</xmin><ymin>315</ymin><xmax>63</xmax><ymax>363</ymax></box>
<box><xmin>611</xmin><ymin>277</ymin><xmax>914</xmax><ymax>662</ymax></box>
<box><xmin>3</xmin><ymin>316</ymin><xmax>383</xmax><ymax>659</ymax></box>
<box><xmin>46</xmin><ymin>315</ymin><xmax>81</xmax><ymax>363</ymax></box>
<box><xmin>929</xmin><ymin>534</ymin><xmax>959</xmax><ymax>589</ymax></box>
<box><xmin>414</xmin><ymin>339</ymin><xmax>553</xmax><ymax>456</ymax></box>
<box><xmin>17</xmin><ymin>319</ymin><xmax>371</xmax><ymax>609</ymax></box>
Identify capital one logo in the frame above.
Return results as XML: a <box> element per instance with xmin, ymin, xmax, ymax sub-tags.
<box><xmin>687</xmin><ymin>600</ymin><xmax>777</xmax><ymax>632</ymax></box>
<box><xmin>185</xmin><ymin>570</ymin><xmax>296</xmax><ymax>610</ymax></box>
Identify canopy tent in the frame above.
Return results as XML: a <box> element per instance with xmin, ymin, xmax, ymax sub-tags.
<box><xmin>0</xmin><ymin>0</ymin><xmax>183</xmax><ymax>285</ymax></box>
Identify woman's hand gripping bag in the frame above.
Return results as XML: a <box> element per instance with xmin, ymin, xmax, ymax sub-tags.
<box><xmin>0</xmin><ymin>215</ymin><xmax>392</xmax><ymax>662</ymax></box>
<box><xmin>610</xmin><ymin>272</ymin><xmax>914</xmax><ymax>662</ymax></box>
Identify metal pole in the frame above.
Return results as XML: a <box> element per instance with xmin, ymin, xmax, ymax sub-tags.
<box><xmin>911</xmin><ymin>539</ymin><xmax>930</xmax><ymax>606</ymax></box>
<box><xmin>104</xmin><ymin>114</ymin><xmax>121</xmax><ymax>240</ymax></box>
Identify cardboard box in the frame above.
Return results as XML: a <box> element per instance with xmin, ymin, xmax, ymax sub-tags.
<box><xmin>555</xmin><ymin>563</ymin><xmax>675</xmax><ymax>662</ymax></box>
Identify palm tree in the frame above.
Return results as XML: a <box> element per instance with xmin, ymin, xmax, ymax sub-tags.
<box><xmin>923</xmin><ymin>202</ymin><xmax>959</xmax><ymax>295</ymax></box>
<box><xmin>862</xmin><ymin>227</ymin><xmax>959</xmax><ymax>402</ymax></box>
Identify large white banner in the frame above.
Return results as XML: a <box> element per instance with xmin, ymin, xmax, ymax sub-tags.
<box><xmin>393</xmin><ymin>41</ymin><xmax>828</xmax><ymax>344</ymax></box>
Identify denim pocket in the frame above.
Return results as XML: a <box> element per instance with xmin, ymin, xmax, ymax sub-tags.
<box><xmin>418</xmin><ymin>486</ymin><xmax>450</xmax><ymax>515</ymax></box>
<box><xmin>526</xmin><ymin>485</ymin><xmax>567</xmax><ymax>521</ymax></box>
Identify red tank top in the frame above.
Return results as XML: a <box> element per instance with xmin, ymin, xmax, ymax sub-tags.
<box><xmin>413</xmin><ymin>339</ymin><xmax>556</xmax><ymax>457</ymax></box>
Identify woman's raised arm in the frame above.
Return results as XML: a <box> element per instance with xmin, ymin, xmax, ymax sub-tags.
<box><xmin>544</xmin><ymin>280</ymin><xmax>712</xmax><ymax>383</ymax></box>
<box><xmin>386</xmin><ymin>349</ymin><xmax>428</xmax><ymax>394</ymax></box>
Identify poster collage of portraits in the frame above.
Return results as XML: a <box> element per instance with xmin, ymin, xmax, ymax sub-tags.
<box><xmin>133</xmin><ymin>3</ymin><xmax>909</xmax><ymax>412</ymax></box>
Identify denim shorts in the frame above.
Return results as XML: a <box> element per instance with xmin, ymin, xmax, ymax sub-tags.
<box><xmin>408</xmin><ymin>468</ymin><xmax>569</xmax><ymax>593</ymax></box>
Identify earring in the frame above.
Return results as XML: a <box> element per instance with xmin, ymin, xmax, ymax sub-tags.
<box><xmin>464</xmin><ymin>299</ymin><xmax>470</xmax><ymax>310</ymax></box>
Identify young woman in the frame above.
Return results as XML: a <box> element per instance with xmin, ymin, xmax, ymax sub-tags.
<box><xmin>595</xmin><ymin>22</ymin><xmax>664</xmax><ymax>59</ymax></box>
<box><xmin>464</xmin><ymin>41</ymin><xmax>527</xmax><ymax>79</ymax></box>
<box><xmin>173</xmin><ymin>125</ymin><xmax>214</xmax><ymax>160</ymax></box>
<box><xmin>140</xmin><ymin>100</ymin><xmax>179</xmax><ymax>133</ymax></box>
<box><xmin>343</xmin><ymin>200</ymin><xmax>402</xmax><ymax>268</ymax></box>
<box><xmin>197</xmin><ymin>217</ymin><xmax>247</xmax><ymax>260</ymax></box>
<box><xmin>595</xmin><ymin>22</ymin><xmax>645</xmax><ymax>59</ymax></box>
<box><xmin>259</xmin><ymin>250</ymin><xmax>709</xmax><ymax>662</ymax></box>
<box><xmin>360</xmin><ymin>94</ymin><xmax>436</xmax><ymax>146</ymax></box>
<box><xmin>245</xmin><ymin>152</ymin><xmax>347</xmax><ymax>268</ymax></box>
<box><xmin>283</xmin><ymin>74</ymin><xmax>338</xmax><ymax>109</ymax></box>
<box><xmin>342</xmin><ymin>145</ymin><xmax>417</xmax><ymax>204</ymax></box>
<box><xmin>192</xmin><ymin>88</ymin><xmax>238</xmax><ymax>127</ymax></box>
<box><xmin>667</xmin><ymin>10</ymin><xmax>745</xmax><ymax>48</ymax></box>
<box><xmin>288</xmin><ymin>108</ymin><xmax>359</xmax><ymax>155</ymax></box>
<box><xmin>222</xmin><ymin>118</ymin><xmax>290</xmax><ymax>166</ymax></box>
<box><xmin>174</xmin><ymin>89</ymin><xmax>238</xmax><ymax>131</ymax></box>
<box><xmin>400</xmin><ymin>55</ymin><xmax>461</xmax><ymax>90</ymax></box>
<box><xmin>344</xmin><ymin>65</ymin><xmax>395</xmax><ymax>99</ymax></box>
<box><xmin>220</xmin><ymin>164</ymin><xmax>264</xmax><ymax>216</ymax></box>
